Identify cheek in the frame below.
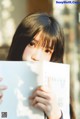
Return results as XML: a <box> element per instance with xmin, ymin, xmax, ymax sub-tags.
<box><xmin>43</xmin><ymin>54</ymin><xmax>52</xmax><ymax>61</ymax></box>
<box><xmin>22</xmin><ymin>47</ymin><xmax>33</xmax><ymax>60</ymax></box>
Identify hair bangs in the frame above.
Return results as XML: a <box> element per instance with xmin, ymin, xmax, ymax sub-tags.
<box><xmin>36</xmin><ymin>32</ymin><xmax>56</xmax><ymax>50</ymax></box>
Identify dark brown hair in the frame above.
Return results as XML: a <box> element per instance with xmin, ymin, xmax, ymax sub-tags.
<box><xmin>7</xmin><ymin>13</ymin><xmax>64</xmax><ymax>62</ymax></box>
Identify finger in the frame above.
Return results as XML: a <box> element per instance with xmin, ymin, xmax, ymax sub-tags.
<box><xmin>30</xmin><ymin>90</ymin><xmax>50</xmax><ymax>100</ymax></box>
<box><xmin>0</xmin><ymin>85</ymin><xmax>8</xmax><ymax>90</ymax></box>
<box><xmin>31</xmin><ymin>96</ymin><xmax>50</xmax><ymax>106</ymax></box>
<box><xmin>31</xmin><ymin>86</ymin><xmax>49</xmax><ymax>95</ymax></box>
<box><xmin>34</xmin><ymin>102</ymin><xmax>47</xmax><ymax>113</ymax></box>
<box><xmin>38</xmin><ymin>86</ymin><xmax>50</xmax><ymax>93</ymax></box>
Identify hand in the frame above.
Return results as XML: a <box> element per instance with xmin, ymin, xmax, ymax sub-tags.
<box><xmin>0</xmin><ymin>77</ymin><xmax>7</xmax><ymax>104</ymax></box>
<box><xmin>29</xmin><ymin>86</ymin><xmax>61</xmax><ymax>119</ymax></box>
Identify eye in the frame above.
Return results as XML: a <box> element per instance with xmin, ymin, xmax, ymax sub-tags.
<box><xmin>29</xmin><ymin>42</ymin><xmax>36</xmax><ymax>47</ymax></box>
<box><xmin>45</xmin><ymin>49</ymin><xmax>52</xmax><ymax>54</ymax></box>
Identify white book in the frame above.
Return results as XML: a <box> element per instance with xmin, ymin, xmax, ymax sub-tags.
<box><xmin>39</xmin><ymin>61</ymin><xmax>70</xmax><ymax>119</ymax></box>
<box><xmin>0</xmin><ymin>61</ymin><xmax>70</xmax><ymax>119</ymax></box>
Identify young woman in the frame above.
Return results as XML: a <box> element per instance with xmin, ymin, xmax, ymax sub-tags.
<box><xmin>0</xmin><ymin>13</ymin><xmax>75</xmax><ymax>119</ymax></box>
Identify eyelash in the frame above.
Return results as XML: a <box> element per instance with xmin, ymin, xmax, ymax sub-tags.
<box><xmin>45</xmin><ymin>49</ymin><xmax>52</xmax><ymax>53</ymax></box>
<box><xmin>29</xmin><ymin>42</ymin><xmax>36</xmax><ymax>47</ymax></box>
<box><xmin>29</xmin><ymin>43</ymin><xmax>52</xmax><ymax>54</ymax></box>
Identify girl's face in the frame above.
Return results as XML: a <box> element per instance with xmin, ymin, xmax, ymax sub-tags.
<box><xmin>22</xmin><ymin>32</ymin><xmax>54</xmax><ymax>62</ymax></box>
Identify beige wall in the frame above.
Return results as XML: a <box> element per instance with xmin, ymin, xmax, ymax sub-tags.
<box><xmin>27</xmin><ymin>0</ymin><xmax>53</xmax><ymax>14</ymax></box>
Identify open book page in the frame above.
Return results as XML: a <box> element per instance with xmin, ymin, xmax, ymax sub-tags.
<box><xmin>39</xmin><ymin>61</ymin><xmax>70</xmax><ymax>119</ymax></box>
<box><xmin>0</xmin><ymin>61</ymin><xmax>44</xmax><ymax>119</ymax></box>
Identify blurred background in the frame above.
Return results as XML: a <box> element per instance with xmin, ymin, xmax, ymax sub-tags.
<box><xmin>0</xmin><ymin>0</ymin><xmax>80</xmax><ymax>118</ymax></box>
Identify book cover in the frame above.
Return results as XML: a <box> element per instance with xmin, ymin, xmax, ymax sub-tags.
<box><xmin>0</xmin><ymin>61</ymin><xmax>70</xmax><ymax>119</ymax></box>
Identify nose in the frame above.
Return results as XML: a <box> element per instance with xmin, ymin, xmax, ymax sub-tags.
<box><xmin>31</xmin><ymin>49</ymin><xmax>43</xmax><ymax>61</ymax></box>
